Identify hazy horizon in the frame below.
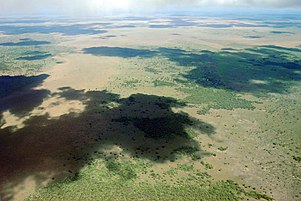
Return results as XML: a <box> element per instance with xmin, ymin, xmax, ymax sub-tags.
<box><xmin>1</xmin><ymin>0</ymin><xmax>301</xmax><ymax>17</ymax></box>
<box><xmin>0</xmin><ymin>1</ymin><xmax>300</xmax><ymax>201</ymax></box>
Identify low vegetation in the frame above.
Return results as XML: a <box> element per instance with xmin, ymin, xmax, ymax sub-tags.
<box><xmin>27</xmin><ymin>159</ymin><xmax>272</xmax><ymax>201</ymax></box>
<box><xmin>180</xmin><ymin>85</ymin><xmax>255</xmax><ymax>114</ymax></box>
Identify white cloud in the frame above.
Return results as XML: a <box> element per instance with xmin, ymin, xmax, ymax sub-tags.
<box><xmin>0</xmin><ymin>0</ymin><xmax>300</xmax><ymax>15</ymax></box>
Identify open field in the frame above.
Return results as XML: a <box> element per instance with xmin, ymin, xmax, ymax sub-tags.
<box><xmin>0</xmin><ymin>15</ymin><xmax>300</xmax><ymax>201</ymax></box>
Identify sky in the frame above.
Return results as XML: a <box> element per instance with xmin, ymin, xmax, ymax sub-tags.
<box><xmin>1</xmin><ymin>0</ymin><xmax>301</xmax><ymax>16</ymax></box>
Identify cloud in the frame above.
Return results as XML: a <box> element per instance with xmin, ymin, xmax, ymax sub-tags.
<box><xmin>0</xmin><ymin>0</ymin><xmax>300</xmax><ymax>16</ymax></box>
<box><xmin>134</xmin><ymin>0</ymin><xmax>301</xmax><ymax>8</ymax></box>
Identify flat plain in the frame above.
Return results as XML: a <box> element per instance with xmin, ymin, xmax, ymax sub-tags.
<box><xmin>0</xmin><ymin>14</ymin><xmax>300</xmax><ymax>201</ymax></box>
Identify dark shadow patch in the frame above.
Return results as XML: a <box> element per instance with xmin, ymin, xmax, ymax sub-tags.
<box><xmin>199</xmin><ymin>24</ymin><xmax>232</xmax><ymax>28</ymax></box>
<box><xmin>270</xmin><ymin>31</ymin><xmax>294</xmax><ymax>34</ymax></box>
<box><xmin>123</xmin><ymin>17</ymin><xmax>154</xmax><ymax>21</ymax></box>
<box><xmin>0</xmin><ymin>40</ymin><xmax>50</xmax><ymax>46</ymax></box>
<box><xmin>19</xmin><ymin>38</ymin><xmax>31</xmax><ymax>41</ymax></box>
<box><xmin>221</xmin><ymin>48</ymin><xmax>237</xmax><ymax>51</ymax></box>
<box><xmin>0</xmin><ymin>74</ymin><xmax>49</xmax><ymax>99</ymax></box>
<box><xmin>100</xmin><ymin>35</ymin><xmax>117</xmax><ymax>39</ymax></box>
<box><xmin>83</xmin><ymin>46</ymin><xmax>157</xmax><ymax>58</ymax></box>
<box><xmin>149</xmin><ymin>24</ymin><xmax>174</xmax><ymax>28</ymax></box>
<box><xmin>82</xmin><ymin>45</ymin><xmax>301</xmax><ymax>94</ymax></box>
<box><xmin>0</xmin><ymin>19</ymin><xmax>51</xmax><ymax>24</ymax></box>
<box><xmin>53</xmin><ymin>87</ymin><xmax>86</xmax><ymax>101</ymax></box>
<box><xmin>156</xmin><ymin>47</ymin><xmax>301</xmax><ymax>94</ymax></box>
<box><xmin>245</xmin><ymin>36</ymin><xmax>262</xmax><ymax>39</ymax></box>
<box><xmin>0</xmin><ymin>87</ymin><xmax>214</xmax><ymax>200</ymax></box>
<box><xmin>149</xmin><ymin>18</ymin><xmax>198</xmax><ymax>29</ymax></box>
<box><xmin>0</xmin><ymin>24</ymin><xmax>107</xmax><ymax>36</ymax></box>
<box><xmin>23</xmin><ymin>51</ymin><xmax>48</xmax><ymax>55</ymax></box>
<box><xmin>0</xmin><ymin>74</ymin><xmax>49</xmax><ymax>117</ymax></box>
<box><xmin>158</xmin><ymin>47</ymin><xmax>187</xmax><ymax>55</ymax></box>
<box><xmin>260</xmin><ymin>45</ymin><xmax>301</xmax><ymax>53</ymax></box>
<box><xmin>16</xmin><ymin>53</ymin><xmax>52</xmax><ymax>61</ymax></box>
<box><xmin>266</xmin><ymin>21</ymin><xmax>301</xmax><ymax>28</ymax></box>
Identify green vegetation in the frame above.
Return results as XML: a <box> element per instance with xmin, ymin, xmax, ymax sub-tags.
<box><xmin>0</xmin><ymin>62</ymin><xmax>9</xmax><ymax>70</ymax></box>
<box><xmin>181</xmin><ymin>85</ymin><xmax>255</xmax><ymax>114</ymax></box>
<box><xmin>172</xmin><ymin>146</ymin><xmax>201</xmax><ymax>160</ymax></box>
<box><xmin>2</xmin><ymin>21</ymin><xmax>299</xmax><ymax>201</ymax></box>
<box><xmin>120</xmin><ymin>79</ymin><xmax>141</xmax><ymax>87</ymax></box>
<box><xmin>293</xmin><ymin>156</ymin><xmax>301</xmax><ymax>162</ymax></box>
<box><xmin>185</xmin><ymin>127</ymin><xmax>200</xmax><ymax>138</ymax></box>
<box><xmin>105</xmin><ymin>160</ymin><xmax>137</xmax><ymax>180</ymax></box>
<box><xmin>0</xmin><ymin>37</ymin><xmax>71</xmax><ymax>74</ymax></box>
<box><xmin>83</xmin><ymin>46</ymin><xmax>156</xmax><ymax>58</ymax></box>
<box><xmin>246</xmin><ymin>191</ymin><xmax>273</xmax><ymax>201</ymax></box>
<box><xmin>177</xmin><ymin>164</ymin><xmax>194</xmax><ymax>171</ymax></box>
<box><xmin>27</xmin><ymin>159</ymin><xmax>271</xmax><ymax>201</ymax></box>
<box><xmin>200</xmin><ymin>160</ymin><xmax>213</xmax><ymax>170</ymax></box>
<box><xmin>144</xmin><ymin>46</ymin><xmax>301</xmax><ymax>95</ymax></box>
<box><xmin>218</xmin><ymin>147</ymin><xmax>228</xmax><ymax>151</ymax></box>
<box><xmin>153</xmin><ymin>79</ymin><xmax>175</xmax><ymax>87</ymax></box>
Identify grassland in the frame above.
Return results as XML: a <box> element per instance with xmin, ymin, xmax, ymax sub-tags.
<box><xmin>26</xmin><ymin>158</ymin><xmax>272</xmax><ymax>201</ymax></box>
<box><xmin>0</xmin><ymin>16</ymin><xmax>300</xmax><ymax>201</ymax></box>
<box><xmin>0</xmin><ymin>36</ymin><xmax>72</xmax><ymax>75</ymax></box>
